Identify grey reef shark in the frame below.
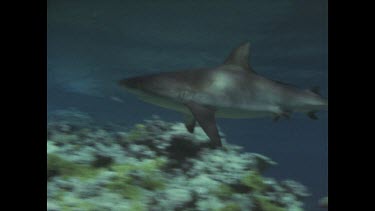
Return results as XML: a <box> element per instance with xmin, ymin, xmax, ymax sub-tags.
<box><xmin>118</xmin><ymin>42</ymin><xmax>328</xmax><ymax>148</ymax></box>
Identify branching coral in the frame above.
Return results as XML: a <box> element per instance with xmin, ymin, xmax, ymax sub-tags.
<box><xmin>47</xmin><ymin>111</ymin><xmax>310</xmax><ymax>211</ymax></box>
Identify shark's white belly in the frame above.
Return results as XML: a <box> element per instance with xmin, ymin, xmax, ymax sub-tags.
<box><xmin>138</xmin><ymin>92</ymin><xmax>276</xmax><ymax>119</ymax></box>
<box><xmin>138</xmin><ymin>93</ymin><xmax>191</xmax><ymax>113</ymax></box>
<box><xmin>215</xmin><ymin>107</ymin><xmax>275</xmax><ymax>119</ymax></box>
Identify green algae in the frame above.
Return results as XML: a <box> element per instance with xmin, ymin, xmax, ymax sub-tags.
<box><xmin>240</xmin><ymin>170</ymin><xmax>266</xmax><ymax>193</ymax></box>
<box><xmin>47</xmin><ymin>153</ymin><xmax>101</xmax><ymax>180</ymax></box>
<box><xmin>106</xmin><ymin>158</ymin><xmax>167</xmax><ymax>199</ymax></box>
<box><xmin>130</xmin><ymin>201</ymin><xmax>147</xmax><ymax>211</ymax></box>
<box><xmin>48</xmin><ymin>153</ymin><xmax>81</xmax><ymax>179</ymax></box>
<box><xmin>211</xmin><ymin>184</ymin><xmax>235</xmax><ymax>200</ymax></box>
<box><xmin>51</xmin><ymin>133</ymin><xmax>79</xmax><ymax>144</ymax></box>
<box><xmin>239</xmin><ymin>171</ymin><xmax>287</xmax><ymax>210</ymax></box>
<box><xmin>106</xmin><ymin>163</ymin><xmax>140</xmax><ymax>199</ymax></box>
<box><xmin>91</xmin><ymin>154</ymin><xmax>114</xmax><ymax>168</ymax></box>
<box><xmin>59</xmin><ymin>200</ymin><xmax>97</xmax><ymax>211</ymax></box>
<box><xmin>127</xmin><ymin>124</ymin><xmax>148</xmax><ymax>141</ymax></box>
<box><xmin>136</xmin><ymin>158</ymin><xmax>166</xmax><ymax>190</ymax></box>
<box><xmin>218</xmin><ymin>202</ymin><xmax>242</xmax><ymax>211</ymax></box>
<box><xmin>139</xmin><ymin>174</ymin><xmax>165</xmax><ymax>190</ymax></box>
<box><xmin>107</xmin><ymin>181</ymin><xmax>142</xmax><ymax>200</ymax></box>
<box><xmin>254</xmin><ymin>195</ymin><xmax>286</xmax><ymax>211</ymax></box>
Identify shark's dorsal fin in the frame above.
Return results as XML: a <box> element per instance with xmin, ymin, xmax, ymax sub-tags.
<box><xmin>224</xmin><ymin>42</ymin><xmax>255</xmax><ymax>73</ymax></box>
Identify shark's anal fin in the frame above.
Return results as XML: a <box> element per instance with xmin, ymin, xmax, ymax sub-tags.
<box><xmin>307</xmin><ymin>111</ymin><xmax>318</xmax><ymax>120</ymax></box>
<box><xmin>184</xmin><ymin>115</ymin><xmax>196</xmax><ymax>133</ymax></box>
<box><xmin>273</xmin><ymin>109</ymin><xmax>292</xmax><ymax>122</ymax></box>
<box><xmin>185</xmin><ymin>102</ymin><xmax>222</xmax><ymax>147</ymax></box>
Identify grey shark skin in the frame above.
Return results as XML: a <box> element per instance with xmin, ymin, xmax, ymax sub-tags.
<box><xmin>118</xmin><ymin>42</ymin><xmax>328</xmax><ymax>147</ymax></box>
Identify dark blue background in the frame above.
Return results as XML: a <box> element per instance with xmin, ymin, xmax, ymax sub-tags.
<box><xmin>47</xmin><ymin>1</ymin><xmax>328</xmax><ymax>210</ymax></box>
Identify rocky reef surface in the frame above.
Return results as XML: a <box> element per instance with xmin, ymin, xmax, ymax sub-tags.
<box><xmin>47</xmin><ymin>109</ymin><xmax>310</xmax><ymax>211</ymax></box>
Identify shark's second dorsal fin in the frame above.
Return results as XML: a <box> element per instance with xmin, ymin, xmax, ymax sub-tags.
<box><xmin>309</xmin><ymin>86</ymin><xmax>321</xmax><ymax>95</ymax></box>
<box><xmin>224</xmin><ymin>42</ymin><xmax>255</xmax><ymax>73</ymax></box>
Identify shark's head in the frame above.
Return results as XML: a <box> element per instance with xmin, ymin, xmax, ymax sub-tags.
<box><xmin>118</xmin><ymin>77</ymin><xmax>143</xmax><ymax>92</ymax></box>
<box><xmin>118</xmin><ymin>74</ymin><xmax>178</xmax><ymax>99</ymax></box>
<box><xmin>118</xmin><ymin>77</ymin><xmax>145</xmax><ymax>97</ymax></box>
<box><xmin>118</xmin><ymin>76</ymin><xmax>159</xmax><ymax>96</ymax></box>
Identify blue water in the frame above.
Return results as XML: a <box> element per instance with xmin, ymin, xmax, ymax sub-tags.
<box><xmin>48</xmin><ymin>0</ymin><xmax>327</xmax><ymax>210</ymax></box>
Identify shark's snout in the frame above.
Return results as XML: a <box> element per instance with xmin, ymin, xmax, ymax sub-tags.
<box><xmin>303</xmin><ymin>93</ymin><xmax>328</xmax><ymax>111</ymax></box>
<box><xmin>320</xmin><ymin>98</ymin><xmax>328</xmax><ymax>110</ymax></box>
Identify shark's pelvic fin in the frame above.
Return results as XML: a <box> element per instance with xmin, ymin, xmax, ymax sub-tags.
<box><xmin>307</xmin><ymin>111</ymin><xmax>318</xmax><ymax>120</ymax></box>
<box><xmin>223</xmin><ymin>42</ymin><xmax>255</xmax><ymax>73</ymax></box>
<box><xmin>185</xmin><ymin>102</ymin><xmax>222</xmax><ymax>147</ymax></box>
<box><xmin>273</xmin><ymin>109</ymin><xmax>292</xmax><ymax>122</ymax></box>
<box><xmin>184</xmin><ymin>115</ymin><xmax>196</xmax><ymax>133</ymax></box>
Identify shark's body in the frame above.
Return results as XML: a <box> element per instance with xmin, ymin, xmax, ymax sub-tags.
<box><xmin>119</xmin><ymin>42</ymin><xmax>328</xmax><ymax>147</ymax></box>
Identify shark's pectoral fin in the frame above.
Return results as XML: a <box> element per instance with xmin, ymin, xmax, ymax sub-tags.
<box><xmin>307</xmin><ymin>111</ymin><xmax>318</xmax><ymax>120</ymax></box>
<box><xmin>184</xmin><ymin>115</ymin><xmax>196</xmax><ymax>133</ymax></box>
<box><xmin>273</xmin><ymin>109</ymin><xmax>292</xmax><ymax>122</ymax></box>
<box><xmin>185</xmin><ymin>102</ymin><xmax>222</xmax><ymax>147</ymax></box>
<box><xmin>283</xmin><ymin>111</ymin><xmax>291</xmax><ymax>119</ymax></box>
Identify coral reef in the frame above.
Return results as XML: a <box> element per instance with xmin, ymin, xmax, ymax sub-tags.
<box><xmin>319</xmin><ymin>196</ymin><xmax>328</xmax><ymax>208</ymax></box>
<box><xmin>47</xmin><ymin>109</ymin><xmax>310</xmax><ymax>211</ymax></box>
